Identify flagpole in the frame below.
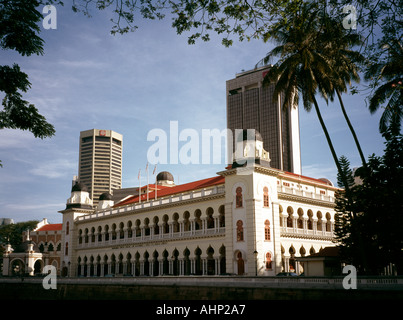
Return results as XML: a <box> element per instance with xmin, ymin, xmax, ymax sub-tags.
<box><xmin>153</xmin><ymin>165</ymin><xmax>157</xmax><ymax>200</ymax></box>
<box><xmin>146</xmin><ymin>162</ymin><xmax>149</xmax><ymax>202</ymax></box>
<box><xmin>138</xmin><ymin>169</ymin><xmax>141</xmax><ymax>204</ymax></box>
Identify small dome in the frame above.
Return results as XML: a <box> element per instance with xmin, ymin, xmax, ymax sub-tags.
<box><xmin>156</xmin><ymin>171</ymin><xmax>174</xmax><ymax>182</ymax></box>
<box><xmin>99</xmin><ymin>192</ymin><xmax>112</xmax><ymax>201</ymax></box>
<box><xmin>71</xmin><ymin>182</ymin><xmax>88</xmax><ymax>192</ymax></box>
<box><xmin>318</xmin><ymin>178</ymin><xmax>334</xmax><ymax>186</ymax></box>
<box><xmin>237</xmin><ymin>129</ymin><xmax>263</xmax><ymax>142</ymax></box>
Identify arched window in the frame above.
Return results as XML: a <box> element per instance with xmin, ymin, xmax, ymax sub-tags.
<box><xmin>317</xmin><ymin>211</ymin><xmax>323</xmax><ymax>231</ymax></box>
<box><xmin>183</xmin><ymin>211</ymin><xmax>190</xmax><ymax>232</ymax></box>
<box><xmin>119</xmin><ymin>222</ymin><xmax>124</xmax><ymax>239</ymax></box>
<box><xmin>326</xmin><ymin>212</ymin><xmax>332</xmax><ymax>232</ymax></box>
<box><xmin>263</xmin><ymin>187</ymin><xmax>269</xmax><ymax>207</ymax></box>
<box><xmin>173</xmin><ymin>213</ymin><xmax>179</xmax><ymax>233</ymax></box>
<box><xmin>163</xmin><ymin>215</ymin><xmax>170</xmax><ymax>234</ymax></box>
<box><xmin>297</xmin><ymin>208</ymin><xmax>304</xmax><ymax>229</ymax></box>
<box><xmin>135</xmin><ymin>220</ymin><xmax>141</xmax><ymax>237</ymax></box>
<box><xmin>287</xmin><ymin>207</ymin><xmax>294</xmax><ymax>227</ymax></box>
<box><xmin>219</xmin><ymin>205</ymin><xmax>225</xmax><ymax>227</ymax></box>
<box><xmin>91</xmin><ymin>227</ymin><xmax>95</xmax><ymax>242</ymax></box>
<box><xmin>111</xmin><ymin>224</ymin><xmax>117</xmax><ymax>240</ymax></box>
<box><xmin>66</xmin><ymin>221</ymin><xmax>69</xmax><ymax>235</ymax></box>
<box><xmin>206</xmin><ymin>207</ymin><xmax>214</xmax><ymax>229</ymax></box>
<box><xmin>237</xmin><ymin>251</ymin><xmax>245</xmax><ymax>275</ymax></box>
<box><xmin>153</xmin><ymin>216</ymin><xmax>160</xmax><ymax>235</ymax></box>
<box><xmin>264</xmin><ymin>220</ymin><xmax>271</xmax><ymax>241</ymax></box>
<box><xmin>127</xmin><ymin>221</ymin><xmax>133</xmax><ymax>238</ymax></box>
<box><xmin>307</xmin><ymin>210</ymin><xmax>313</xmax><ymax>230</ymax></box>
<box><xmin>105</xmin><ymin>225</ymin><xmax>110</xmax><ymax>241</ymax></box>
<box><xmin>265</xmin><ymin>252</ymin><xmax>272</xmax><ymax>270</ymax></box>
<box><xmin>236</xmin><ymin>187</ymin><xmax>243</xmax><ymax>208</ymax></box>
<box><xmin>236</xmin><ymin>220</ymin><xmax>244</xmax><ymax>241</ymax></box>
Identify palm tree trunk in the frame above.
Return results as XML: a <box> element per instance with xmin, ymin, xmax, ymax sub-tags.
<box><xmin>313</xmin><ymin>95</ymin><xmax>371</xmax><ymax>273</ymax></box>
<box><xmin>336</xmin><ymin>89</ymin><xmax>367</xmax><ymax>167</ymax></box>
<box><xmin>311</xmin><ymin>95</ymin><xmax>351</xmax><ymax>192</ymax></box>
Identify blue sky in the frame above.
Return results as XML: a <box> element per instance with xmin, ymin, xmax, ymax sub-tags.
<box><xmin>0</xmin><ymin>4</ymin><xmax>385</xmax><ymax>223</ymax></box>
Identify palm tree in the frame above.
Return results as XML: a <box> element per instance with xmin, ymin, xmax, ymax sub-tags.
<box><xmin>364</xmin><ymin>39</ymin><xmax>403</xmax><ymax>135</ymax></box>
<box><xmin>318</xmin><ymin>20</ymin><xmax>368</xmax><ymax>167</ymax></box>
<box><xmin>262</xmin><ymin>2</ymin><xmax>351</xmax><ymax>191</ymax></box>
<box><xmin>262</xmin><ymin>1</ymin><xmax>377</xmax><ymax>273</ymax></box>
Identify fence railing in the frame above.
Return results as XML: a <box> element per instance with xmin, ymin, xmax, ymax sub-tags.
<box><xmin>1</xmin><ymin>276</ymin><xmax>402</xmax><ymax>290</ymax></box>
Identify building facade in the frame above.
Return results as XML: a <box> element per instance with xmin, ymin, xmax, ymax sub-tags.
<box><xmin>56</xmin><ymin>134</ymin><xmax>336</xmax><ymax>278</ymax></box>
<box><xmin>2</xmin><ymin>219</ymin><xmax>62</xmax><ymax>276</ymax></box>
<box><xmin>78</xmin><ymin>129</ymin><xmax>123</xmax><ymax>204</ymax></box>
<box><xmin>2</xmin><ymin>133</ymin><xmax>336</xmax><ymax>278</ymax></box>
<box><xmin>226</xmin><ymin>65</ymin><xmax>301</xmax><ymax>174</ymax></box>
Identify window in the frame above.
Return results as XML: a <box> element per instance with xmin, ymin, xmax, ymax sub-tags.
<box><xmin>66</xmin><ymin>221</ymin><xmax>69</xmax><ymax>235</ymax></box>
<box><xmin>236</xmin><ymin>220</ymin><xmax>244</xmax><ymax>241</ymax></box>
<box><xmin>263</xmin><ymin>187</ymin><xmax>269</xmax><ymax>207</ymax></box>
<box><xmin>265</xmin><ymin>252</ymin><xmax>272</xmax><ymax>270</ymax></box>
<box><xmin>236</xmin><ymin>187</ymin><xmax>243</xmax><ymax>208</ymax></box>
<box><xmin>287</xmin><ymin>206</ymin><xmax>294</xmax><ymax>227</ymax></box>
<box><xmin>65</xmin><ymin>242</ymin><xmax>68</xmax><ymax>255</ymax></box>
<box><xmin>264</xmin><ymin>220</ymin><xmax>271</xmax><ymax>241</ymax></box>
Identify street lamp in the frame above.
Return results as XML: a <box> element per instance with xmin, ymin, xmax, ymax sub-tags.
<box><xmin>253</xmin><ymin>250</ymin><xmax>258</xmax><ymax>276</ymax></box>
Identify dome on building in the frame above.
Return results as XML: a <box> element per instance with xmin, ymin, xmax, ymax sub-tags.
<box><xmin>157</xmin><ymin>171</ymin><xmax>174</xmax><ymax>182</ymax></box>
<box><xmin>318</xmin><ymin>178</ymin><xmax>334</xmax><ymax>186</ymax></box>
<box><xmin>71</xmin><ymin>181</ymin><xmax>88</xmax><ymax>192</ymax></box>
<box><xmin>237</xmin><ymin>129</ymin><xmax>263</xmax><ymax>142</ymax></box>
<box><xmin>99</xmin><ymin>192</ymin><xmax>112</xmax><ymax>201</ymax></box>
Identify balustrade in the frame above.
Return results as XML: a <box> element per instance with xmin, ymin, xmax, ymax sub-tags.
<box><xmin>77</xmin><ymin>222</ymin><xmax>226</xmax><ymax>248</ymax></box>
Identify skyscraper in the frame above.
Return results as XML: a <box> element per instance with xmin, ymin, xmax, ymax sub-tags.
<box><xmin>78</xmin><ymin>129</ymin><xmax>123</xmax><ymax>204</ymax></box>
<box><xmin>226</xmin><ymin>65</ymin><xmax>301</xmax><ymax>174</ymax></box>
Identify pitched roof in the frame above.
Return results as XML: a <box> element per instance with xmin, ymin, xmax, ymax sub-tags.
<box><xmin>115</xmin><ymin>175</ymin><xmax>225</xmax><ymax>207</ymax></box>
<box><xmin>282</xmin><ymin>171</ymin><xmax>337</xmax><ymax>187</ymax></box>
<box><xmin>310</xmin><ymin>246</ymin><xmax>340</xmax><ymax>257</ymax></box>
<box><xmin>36</xmin><ymin>224</ymin><xmax>63</xmax><ymax>232</ymax></box>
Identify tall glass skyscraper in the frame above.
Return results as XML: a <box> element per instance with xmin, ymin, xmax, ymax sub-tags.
<box><xmin>226</xmin><ymin>65</ymin><xmax>301</xmax><ymax>174</ymax></box>
<box><xmin>78</xmin><ymin>129</ymin><xmax>123</xmax><ymax>204</ymax></box>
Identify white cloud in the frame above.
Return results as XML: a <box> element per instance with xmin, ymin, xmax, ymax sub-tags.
<box><xmin>5</xmin><ymin>202</ymin><xmax>64</xmax><ymax>211</ymax></box>
<box><xmin>0</xmin><ymin>129</ymin><xmax>36</xmax><ymax>149</ymax></box>
<box><xmin>29</xmin><ymin>158</ymin><xmax>77</xmax><ymax>179</ymax></box>
<box><xmin>57</xmin><ymin>59</ymin><xmax>106</xmax><ymax>69</ymax></box>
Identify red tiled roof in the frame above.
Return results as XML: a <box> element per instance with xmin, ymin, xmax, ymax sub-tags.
<box><xmin>115</xmin><ymin>175</ymin><xmax>225</xmax><ymax>207</ymax></box>
<box><xmin>282</xmin><ymin>171</ymin><xmax>337</xmax><ymax>187</ymax></box>
<box><xmin>138</xmin><ymin>184</ymin><xmax>170</xmax><ymax>192</ymax></box>
<box><xmin>36</xmin><ymin>224</ymin><xmax>63</xmax><ymax>231</ymax></box>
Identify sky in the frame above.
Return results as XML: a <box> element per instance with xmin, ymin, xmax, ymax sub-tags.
<box><xmin>0</xmin><ymin>4</ymin><xmax>385</xmax><ymax>223</ymax></box>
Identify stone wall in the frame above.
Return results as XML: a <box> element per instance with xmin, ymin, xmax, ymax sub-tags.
<box><xmin>0</xmin><ymin>278</ymin><xmax>402</xmax><ymax>300</ymax></box>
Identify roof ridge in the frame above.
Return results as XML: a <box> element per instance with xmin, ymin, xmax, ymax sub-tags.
<box><xmin>115</xmin><ymin>175</ymin><xmax>224</xmax><ymax>207</ymax></box>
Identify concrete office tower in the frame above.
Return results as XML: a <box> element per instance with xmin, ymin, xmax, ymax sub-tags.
<box><xmin>226</xmin><ymin>65</ymin><xmax>301</xmax><ymax>174</ymax></box>
<box><xmin>78</xmin><ymin>129</ymin><xmax>123</xmax><ymax>204</ymax></box>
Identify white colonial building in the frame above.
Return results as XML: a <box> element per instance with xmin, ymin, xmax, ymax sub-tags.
<box><xmin>58</xmin><ymin>131</ymin><xmax>338</xmax><ymax>277</ymax></box>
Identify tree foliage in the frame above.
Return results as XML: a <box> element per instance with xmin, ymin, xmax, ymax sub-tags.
<box><xmin>334</xmin><ymin>127</ymin><xmax>403</xmax><ymax>274</ymax></box>
<box><xmin>0</xmin><ymin>0</ymin><xmax>56</xmax><ymax>160</ymax></box>
<box><xmin>71</xmin><ymin>0</ymin><xmax>402</xmax><ymax>133</ymax></box>
<box><xmin>259</xmin><ymin>2</ymin><xmax>367</xmax><ymax>191</ymax></box>
<box><xmin>0</xmin><ymin>220</ymin><xmax>39</xmax><ymax>254</ymax></box>
<box><xmin>364</xmin><ymin>39</ymin><xmax>403</xmax><ymax>134</ymax></box>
